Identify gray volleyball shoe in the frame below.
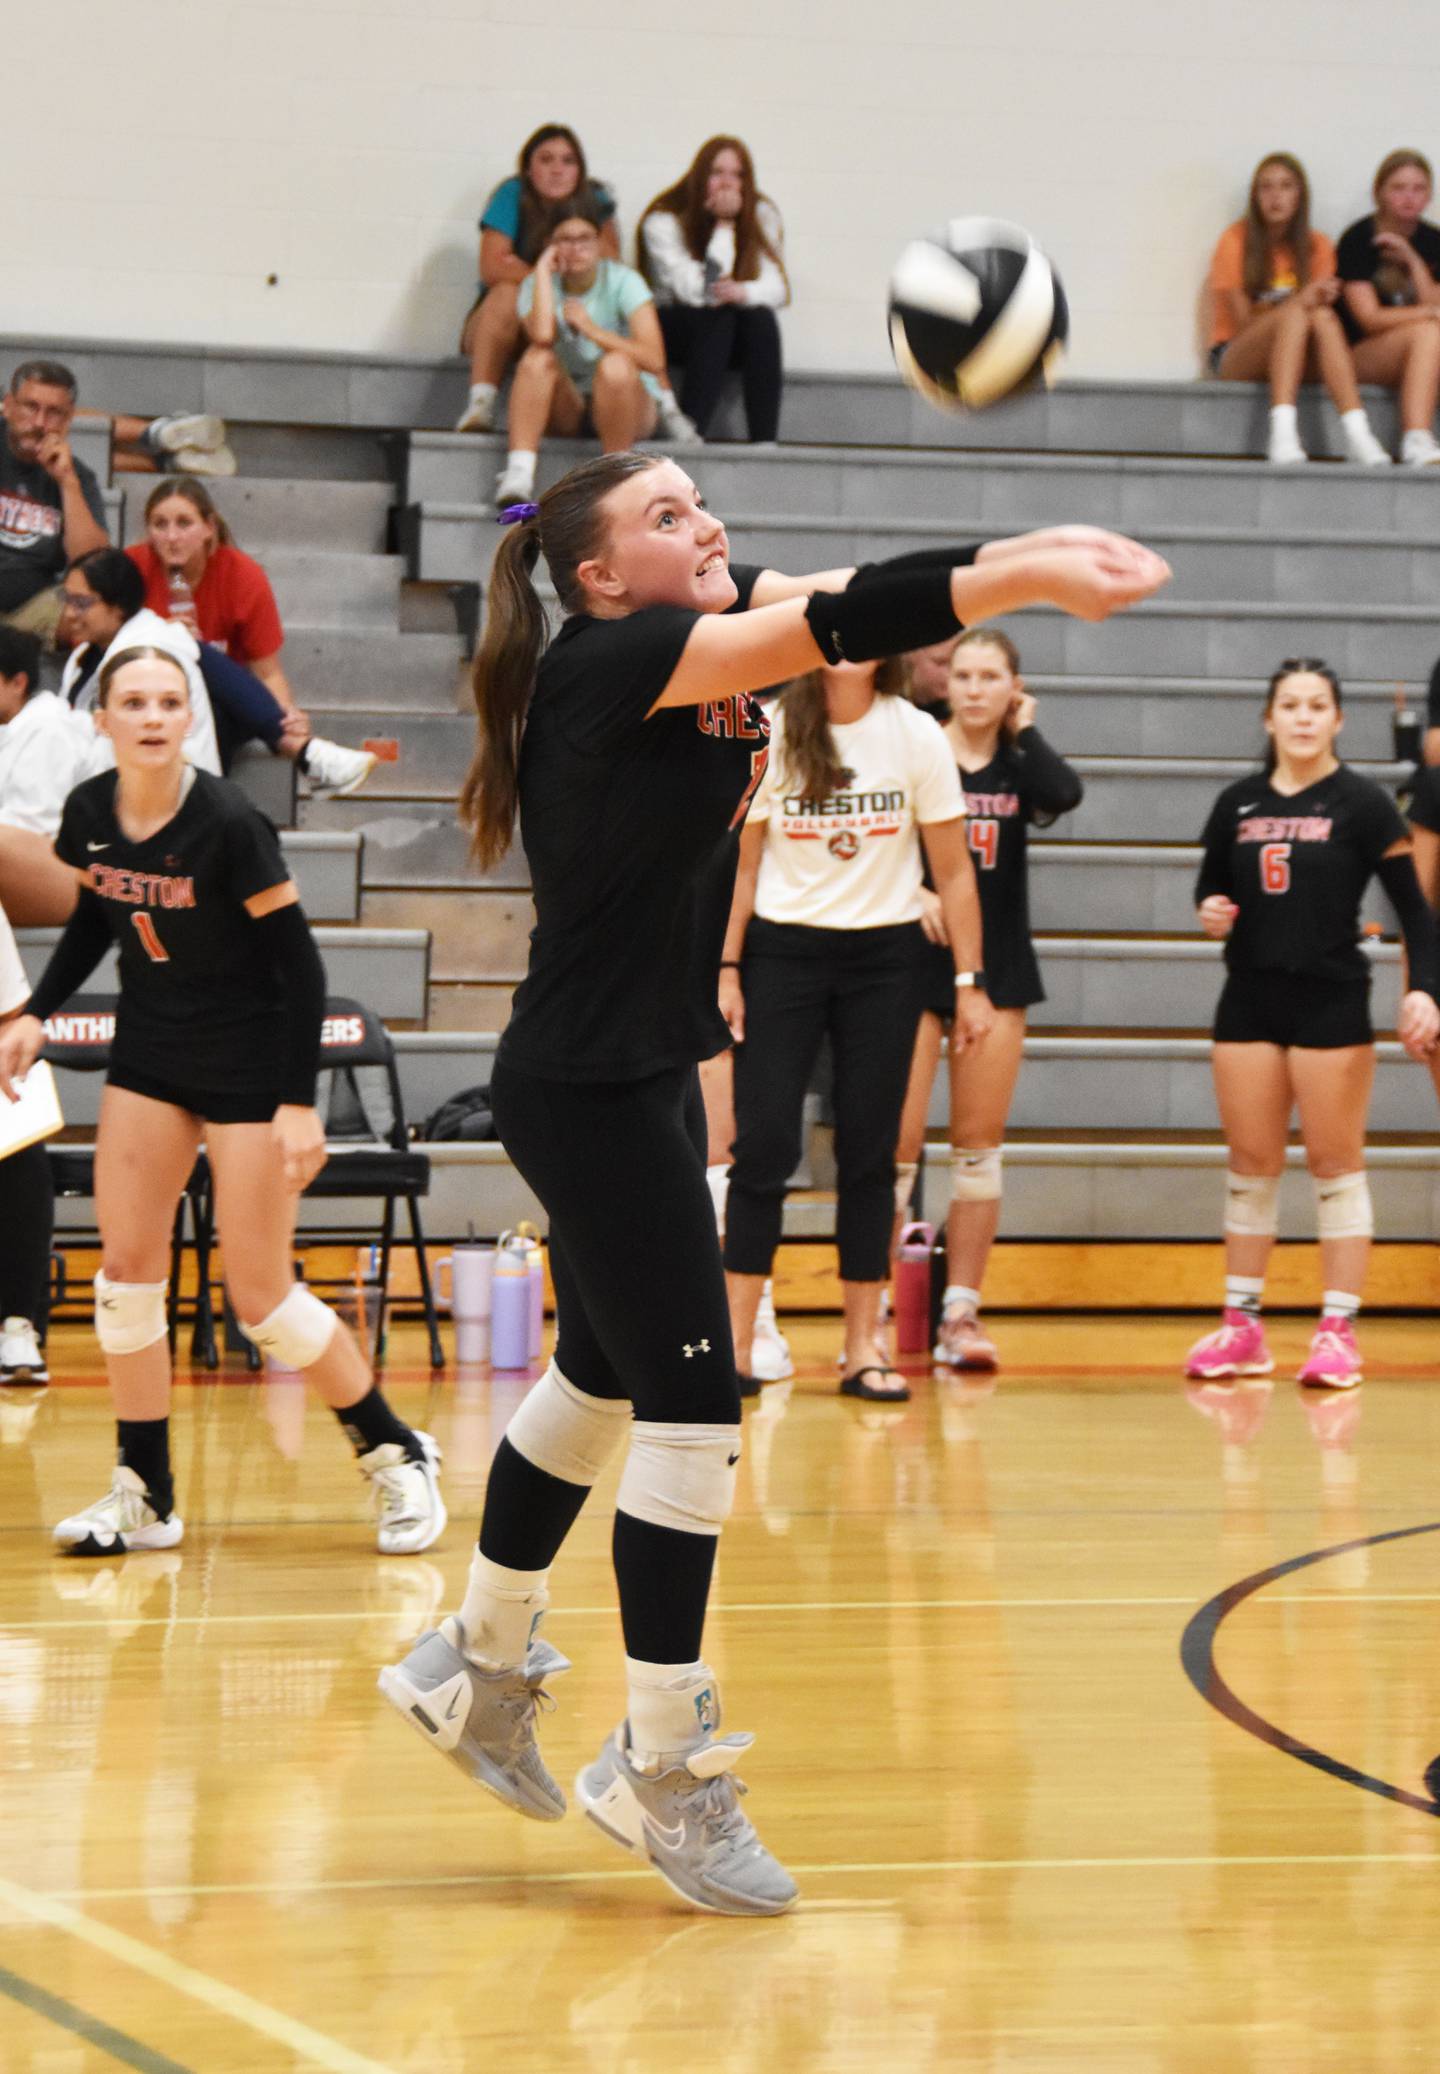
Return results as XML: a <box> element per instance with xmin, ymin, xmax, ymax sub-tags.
<box><xmin>576</xmin><ymin>1720</ymin><xmax>798</xmax><ymax>1916</ymax></box>
<box><xmin>378</xmin><ymin>1618</ymin><xmax>569</xmax><ymax>1820</ymax></box>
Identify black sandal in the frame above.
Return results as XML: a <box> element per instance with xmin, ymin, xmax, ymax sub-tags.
<box><xmin>838</xmin><ymin>1365</ymin><xmax>911</xmax><ymax>1403</ymax></box>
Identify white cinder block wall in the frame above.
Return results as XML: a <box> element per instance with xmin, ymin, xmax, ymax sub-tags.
<box><xmin>5</xmin><ymin>0</ymin><xmax>1439</xmax><ymax>378</ymax></box>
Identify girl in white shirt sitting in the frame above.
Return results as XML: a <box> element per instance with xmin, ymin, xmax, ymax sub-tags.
<box><xmin>638</xmin><ymin>137</ymin><xmax>788</xmax><ymax>443</ymax></box>
<box><xmin>720</xmin><ymin>657</ymin><xmax>988</xmax><ymax>1400</ymax></box>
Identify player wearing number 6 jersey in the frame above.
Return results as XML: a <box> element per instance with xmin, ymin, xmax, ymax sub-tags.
<box><xmin>1187</xmin><ymin>659</ymin><xmax>1440</xmax><ymax>1389</ymax></box>
<box><xmin>0</xmin><ymin>644</ymin><xmax>445</xmax><ymax>1557</ymax></box>
<box><xmin>895</xmin><ymin>628</ymin><xmax>1083</xmax><ymax>1372</ymax></box>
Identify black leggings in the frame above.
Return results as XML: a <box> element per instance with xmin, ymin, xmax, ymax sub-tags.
<box><xmin>657</xmin><ymin>304</ymin><xmax>783</xmax><ymax>441</ymax></box>
<box><xmin>726</xmin><ymin>920</ymin><xmax>923</xmax><ymax>1283</ymax></box>
<box><xmin>489</xmin><ymin>1057</ymin><xmax>739</xmax><ymax>1424</ymax></box>
<box><xmin>0</xmin><ymin>1141</ymin><xmax>54</xmax><ymax>1331</ymax></box>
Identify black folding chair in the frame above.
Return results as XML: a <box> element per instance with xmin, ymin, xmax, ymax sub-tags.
<box><xmin>40</xmin><ymin>994</ymin><xmax>214</xmax><ymax>1360</ymax></box>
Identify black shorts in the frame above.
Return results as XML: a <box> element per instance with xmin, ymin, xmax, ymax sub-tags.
<box><xmin>106</xmin><ymin>1062</ymin><xmax>283</xmax><ymax>1124</ymax></box>
<box><xmin>915</xmin><ymin>938</ymin><xmax>1043</xmax><ymax>1019</ymax></box>
<box><xmin>1213</xmin><ymin>971</ymin><xmax>1373</xmax><ymax>1050</ymax></box>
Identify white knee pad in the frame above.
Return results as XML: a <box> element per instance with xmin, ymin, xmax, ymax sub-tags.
<box><xmin>951</xmin><ymin>1146</ymin><xmax>1002</xmax><ymax>1204</ymax></box>
<box><xmin>1314</xmin><ymin>1170</ymin><xmax>1373</xmax><ymax>1240</ymax></box>
<box><xmin>1223</xmin><ymin>1170</ymin><xmax>1280</xmax><ymax>1237</ymax></box>
<box><xmin>893</xmin><ymin>1160</ymin><xmax>919</xmax><ymax>1215</ymax></box>
<box><xmin>94</xmin><ymin>1272</ymin><xmax>168</xmax><ymax>1356</ymax></box>
<box><xmin>506</xmin><ymin>1360</ymin><xmax>631</xmax><ymax>1486</ymax></box>
<box><xmin>616</xmin><ymin>1421</ymin><xmax>740</xmax><ymax>1537</ymax></box>
<box><xmin>241</xmin><ymin>1284</ymin><xmax>338</xmax><ymax>1369</ymax></box>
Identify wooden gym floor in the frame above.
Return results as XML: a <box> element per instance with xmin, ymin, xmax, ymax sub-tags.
<box><xmin>4</xmin><ymin>1313</ymin><xmax>1440</xmax><ymax>2071</ymax></box>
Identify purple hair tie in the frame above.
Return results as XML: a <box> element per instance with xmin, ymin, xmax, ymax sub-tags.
<box><xmin>497</xmin><ymin>501</ymin><xmax>540</xmax><ymax>525</ymax></box>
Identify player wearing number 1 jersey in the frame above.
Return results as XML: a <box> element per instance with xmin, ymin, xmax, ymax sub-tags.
<box><xmin>0</xmin><ymin>644</ymin><xmax>445</xmax><ymax>1557</ymax></box>
<box><xmin>894</xmin><ymin>629</ymin><xmax>1082</xmax><ymax>1372</ymax></box>
<box><xmin>1187</xmin><ymin>659</ymin><xmax>1440</xmax><ymax>1389</ymax></box>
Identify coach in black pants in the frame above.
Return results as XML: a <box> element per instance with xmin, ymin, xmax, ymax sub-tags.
<box><xmin>721</xmin><ymin>654</ymin><xmax>990</xmax><ymax>1402</ymax></box>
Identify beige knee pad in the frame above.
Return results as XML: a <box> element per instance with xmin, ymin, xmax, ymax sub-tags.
<box><xmin>1223</xmin><ymin>1171</ymin><xmax>1280</xmax><ymax>1237</ymax></box>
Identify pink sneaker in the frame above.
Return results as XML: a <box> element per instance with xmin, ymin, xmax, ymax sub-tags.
<box><xmin>1297</xmin><ymin>1316</ymin><xmax>1363</xmax><ymax>1390</ymax></box>
<box><xmin>1183</xmin><ymin>1309</ymin><xmax>1274</xmax><ymax>1380</ymax></box>
<box><xmin>933</xmin><ymin>1305</ymin><xmax>1000</xmax><ymax>1371</ymax></box>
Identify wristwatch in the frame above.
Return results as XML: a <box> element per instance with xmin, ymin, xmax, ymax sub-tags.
<box><xmin>953</xmin><ymin>971</ymin><xmax>987</xmax><ymax>989</ymax></box>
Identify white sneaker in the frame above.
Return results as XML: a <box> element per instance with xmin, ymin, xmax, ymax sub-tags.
<box><xmin>1402</xmin><ymin>429</ymin><xmax>1440</xmax><ymax>467</ymax></box>
<box><xmin>1267</xmin><ymin>420</ymin><xmax>1308</xmax><ymax>465</ymax></box>
<box><xmin>54</xmin><ymin>1466</ymin><xmax>184</xmax><ymax>1556</ymax></box>
<box><xmin>495</xmin><ymin>460</ymin><xmax>537</xmax><ymax>505</ymax></box>
<box><xmin>655</xmin><ymin>396</ymin><xmax>703</xmax><ymax>447</ymax></box>
<box><xmin>359</xmin><ymin>1430</ymin><xmax>446</xmax><ymax>1555</ymax></box>
<box><xmin>150</xmin><ymin>412</ymin><xmax>227</xmax><ymax>454</ymax></box>
<box><xmin>1342</xmin><ymin>418</ymin><xmax>1393</xmax><ymax>467</ymax></box>
<box><xmin>170</xmin><ymin>441</ymin><xmax>237</xmax><ymax>478</ymax></box>
<box><xmin>0</xmin><ymin>1316</ymin><xmax>47</xmax><ymax>1385</ymax></box>
<box><xmin>455</xmin><ymin>388</ymin><xmax>497</xmax><ymax>434</ymax></box>
<box><xmin>303</xmin><ymin>737</ymin><xmax>377</xmax><ymax>796</ymax></box>
<box><xmin>750</xmin><ymin>1281</ymin><xmax>793</xmax><ymax>1382</ymax></box>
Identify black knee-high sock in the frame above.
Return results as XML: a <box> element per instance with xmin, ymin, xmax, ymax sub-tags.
<box><xmin>335</xmin><ymin>1386</ymin><xmax>422</xmax><ymax>1461</ymax></box>
<box><xmin>612</xmin><ymin>1511</ymin><xmax>718</xmax><ymax>1662</ymax></box>
<box><xmin>117</xmin><ymin>1419</ymin><xmax>174</xmax><ymax>1519</ymax></box>
<box><xmin>478</xmin><ymin>1437</ymin><xmax>590</xmax><ymax>1569</ymax></box>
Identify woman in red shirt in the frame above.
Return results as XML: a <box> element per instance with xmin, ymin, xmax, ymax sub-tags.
<box><xmin>125</xmin><ymin>477</ymin><xmax>374</xmax><ymax>792</ymax></box>
<box><xmin>1208</xmin><ymin>153</ymin><xmax>1389</xmax><ymax>466</ymax></box>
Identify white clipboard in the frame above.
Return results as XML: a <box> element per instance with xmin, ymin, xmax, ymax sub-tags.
<box><xmin>0</xmin><ymin>1060</ymin><xmax>64</xmax><ymax>1161</ymax></box>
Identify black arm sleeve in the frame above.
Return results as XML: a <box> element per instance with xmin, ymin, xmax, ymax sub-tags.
<box><xmin>1428</xmin><ymin>652</ymin><xmax>1440</xmax><ymax>731</ymax></box>
<box><xmin>26</xmin><ymin>890</ymin><xmax>113</xmax><ymax>1024</ymax></box>
<box><xmin>250</xmin><ymin>902</ymin><xmax>327</xmax><ymax>1105</ymax></box>
<box><xmin>1014</xmin><ymin>727</ymin><xmax>1083</xmax><ymax>825</ymax></box>
<box><xmin>1193</xmin><ymin>800</ymin><xmax>1233</xmax><ymax>907</ymax></box>
<box><xmin>1376</xmin><ymin>850</ymin><xmax>1440</xmax><ymax>1000</ymax></box>
<box><xmin>805</xmin><ymin>548</ymin><xmax>981</xmax><ymax>666</ymax></box>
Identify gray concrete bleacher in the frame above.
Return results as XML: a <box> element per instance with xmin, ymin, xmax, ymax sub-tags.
<box><xmin>17</xmin><ymin>332</ymin><xmax>1440</xmax><ymax>1251</ymax></box>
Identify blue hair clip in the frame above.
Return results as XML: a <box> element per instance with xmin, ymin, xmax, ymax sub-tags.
<box><xmin>497</xmin><ymin>501</ymin><xmax>540</xmax><ymax>525</ymax></box>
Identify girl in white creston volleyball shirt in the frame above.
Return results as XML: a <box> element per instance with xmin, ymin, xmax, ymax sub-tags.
<box><xmin>720</xmin><ymin>656</ymin><xmax>986</xmax><ymax>1402</ymax></box>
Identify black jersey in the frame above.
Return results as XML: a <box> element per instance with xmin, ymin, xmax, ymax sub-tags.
<box><xmin>54</xmin><ymin>768</ymin><xmax>297</xmax><ymax>1091</ymax></box>
<box><xmin>919</xmin><ymin>727</ymin><xmax>1082</xmax><ymax>1011</ymax></box>
<box><xmin>1195</xmin><ymin>764</ymin><xmax>1407</xmax><ymax>982</ymax></box>
<box><xmin>500</xmin><ymin>565</ymin><xmax>768</xmax><ymax>1082</ymax></box>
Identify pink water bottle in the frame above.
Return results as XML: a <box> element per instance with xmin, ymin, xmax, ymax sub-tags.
<box><xmin>490</xmin><ymin>1231</ymin><xmax>532</xmax><ymax>1370</ymax></box>
<box><xmin>893</xmin><ymin>1221</ymin><xmax>935</xmax><ymax>1353</ymax></box>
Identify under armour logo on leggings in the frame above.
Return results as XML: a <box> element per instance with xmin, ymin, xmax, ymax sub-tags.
<box><xmin>683</xmin><ymin>1340</ymin><xmax>711</xmax><ymax>1358</ymax></box>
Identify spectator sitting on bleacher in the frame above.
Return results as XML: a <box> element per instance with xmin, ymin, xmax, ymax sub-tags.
<box><xmin>1208</xmin><ymin>154</ymin><xmax>1390</xmax><ymax>467</ymax></box>
<box><xmin>0</xmin><ymin>360</ymin><xmax>109</xmax><ymax>645</ymax></box>
<box><xmin>63</xmin><ymin>549</ymin><xmax>373</xmax><ymax>794</ymax></box>
<box><xmin>1337</xmin><ymin>150</ymin><xmax>1440</xmax><ymax>468</ymax></box>
<box><xmin>494</xmin><ymin>207</ymin><xmax>667</xmax><ymax>506</ymax></box>
<box><xmin>457</xmin><ymin>123</ymin><xmax>621</xmax><ymax>434</ymax></box>
<box><xmin>638</xmin><ymin>136</ymin><xmax>788</xmax><ymax>444</ymax></box>
<box><xmin>0</xmin><ymin>624</ymin><xmax>98</xmax><ymax>925</ymax></box>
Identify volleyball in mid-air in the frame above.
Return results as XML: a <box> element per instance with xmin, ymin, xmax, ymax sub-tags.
<box><xmin>887</xmin><ymin>218</ymin><xmax>1069</xmax><ymax>413</ymax></box>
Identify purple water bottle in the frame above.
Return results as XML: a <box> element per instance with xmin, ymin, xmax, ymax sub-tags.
<box><xmin>490</xmin><ymin>1230</ymin><xmax>531</xmax><ymax>1370</ymax></box>
<box><xmin>523</xmin><ymin>1223</ymin><xmax>545</xmax><ymax>1360</ymax></box>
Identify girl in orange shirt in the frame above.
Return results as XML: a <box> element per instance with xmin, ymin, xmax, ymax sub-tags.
<box><xmin>1208</xmin><ymin>153</ymin><xmax>1389</xmax><ymax>466</ymax></box>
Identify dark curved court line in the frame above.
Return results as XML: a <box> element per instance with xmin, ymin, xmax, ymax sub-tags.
<box><xmin>1180</xmin><ymin>1518</ymin><xmax>1440</xmax><ymax>1818</ymax></box>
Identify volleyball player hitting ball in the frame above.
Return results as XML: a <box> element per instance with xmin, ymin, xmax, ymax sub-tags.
<box><xmin>375</xmin><ymin>449</ymin><xmax>1168</xmax><ymax>1915</ymax></box>
<box><xmin>1186</xmin><ymin>660</ymin><xmax>1440</xmax><ymax>1390</ymax></box>
<box><xmin>0</xmin><ymin>646</ymin><xmax>445</xmax><ymax>1555</ymax></box>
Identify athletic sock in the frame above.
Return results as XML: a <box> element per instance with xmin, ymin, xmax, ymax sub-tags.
<box><xmin>1321</xmin><ymin>1289</ymin><xmax>1361</xmax><ymax>1321</ymax></box>
<box><xmin>942</xmin><ymin>1283</ymin><xmax>982</xmax><ymax>1315</ymax></box>
<box><xmin>1225</xmin><ymin>1275</ymin><xmax>1265</xmax><ymax>1317</ymax></box>
<box><xmin>1269</xmin><ymin>403</ymin><xmax>1298</xmax><ymax>432</ymax></box>
<box><xmin>117</xmin><ymin>1418</ymin><xmax>174</xmax><ymax>1518</ymax></box>
<box><xmin>625</xmin><ymin>1656</ymin><xmax>717</xmax><ymax>1771</ymax></box>
<box><xmin>468</xmin><ymin>381</ymin><xmax>497</xmax><ymax>408</ymax></box>
<box><xmin>335</xmin><ymin>1385</ymin><xmax>419</xmax><ymax>1460</ymax></box>
<box><xmin>457</xmin><ymin>1548</ymin><xmax>549</xmax><ymax>1669</ymax></box>
<box><xmin>705</xmin><ymin>1163</ymin><xmax>729</xmax><ymax>1238</ymax></box>
<box><xmin>502</xmin><ymin>449</ymin><xmax>537</xmax><ymax>488</ymax></box>
<box><xmin>612</xmin><ymin>1510</ymin><xmax>718</xmax><ymax>1664</ymax></box>
<box><xmin>478</xmin><ymin>1436</ymin><xmax>591</xmax><ymax>1570</ymax></box>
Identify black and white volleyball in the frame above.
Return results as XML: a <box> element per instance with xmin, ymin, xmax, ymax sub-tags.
<box><xmin>888</xmin><ymin>218</ymin><xmax>1068</xmax><ymax>412</ymax></box>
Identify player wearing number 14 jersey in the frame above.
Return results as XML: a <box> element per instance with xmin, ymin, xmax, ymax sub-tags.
<box><xmin>1187</xmin><ymin>659</ymin><xmax>1440</xmax><ymax>1389</ymax></box>
<box><xmin>895</xmin><ymin>628</ymin><xmax>1083</xmax><ymax>1372</ymax></box>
